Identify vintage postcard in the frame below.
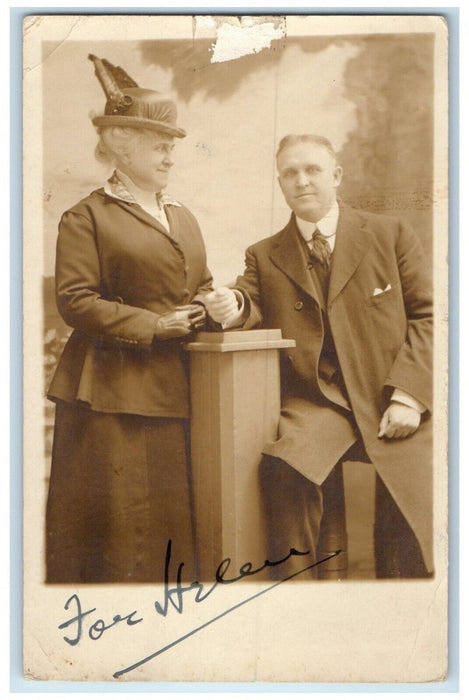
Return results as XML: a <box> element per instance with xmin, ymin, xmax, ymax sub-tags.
<box><xmin>23</xmin><ymin>14</ymin><xmax>448</xmax><ymax>682</ymax></box>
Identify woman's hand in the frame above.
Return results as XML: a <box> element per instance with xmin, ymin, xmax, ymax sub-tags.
<box><xmin>154</xmin><ymin>304</ymin><xmax>206</xmax><ymax>339</ymax></box>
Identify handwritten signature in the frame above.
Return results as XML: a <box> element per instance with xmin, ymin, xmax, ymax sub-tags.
<box><xmin>58</xmin><ymin>540</ymin><xmax>340</xmax><ymax>678</ymax></box>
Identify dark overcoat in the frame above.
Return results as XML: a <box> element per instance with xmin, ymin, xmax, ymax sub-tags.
<box><xmin>48</xmin><ymin>188</ymin><xmax>213</xmax><ymax>417</ymax></box>
<box><xmin>236</xmin><ymin>204</ymin><xmax>433</xmax><ymax>571</ymax></box>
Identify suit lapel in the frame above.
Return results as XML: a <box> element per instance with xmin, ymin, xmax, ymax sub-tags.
<box><xmin>270</xmin><ymin>215</ymin><xmax>321</xmax><ymax>306</ymax></box>
<box><xmin>328</xmin><ymin>205</ymin><xmax>371</xmax><ymax>305</ymax></box>
<box><xmin>112</xmin><ymin>198</ymin><xmax>181</xmax><ymax>244</ymax></box>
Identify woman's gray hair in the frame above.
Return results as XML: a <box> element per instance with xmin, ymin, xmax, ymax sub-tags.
<box><xmin>94</xmin><ymin>126</ymin><xmax>159</xmax><ymax>165</ymax></box>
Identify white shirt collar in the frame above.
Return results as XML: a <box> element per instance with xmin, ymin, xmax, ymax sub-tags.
<box><xmin>115</xmin><ymin>169</ymin><xmax>160</xmax><ymax>211</ymax></box>
<box><xmin>295</xmin><ymin>199</ymin><xmax>339</xmax><ymax>243</ymax></box>
<box><xmin>104</xmin><ymin>170</ymin><xmax>181</xmax><ymax>209</ymax></box>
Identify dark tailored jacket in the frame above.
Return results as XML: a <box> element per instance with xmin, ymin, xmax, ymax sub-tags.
<box><xmin>236</xmin><ymin>204</ymin><xmax>433</xmax><ymax>571</ymax></box>
<box><xmin>48</xmin><ymin>188</ymin><xmax>213</xmax><ymax>418</ymax></box>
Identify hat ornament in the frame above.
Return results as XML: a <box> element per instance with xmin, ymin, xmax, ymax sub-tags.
<box><xmin>87</xmin><ymin>54</ymin><xmax>186</xmax><ymax>138</ymax></box>
<box><xmin>88</xmin><ymin>54</ymin><xmax>137</xmax><ymax>115</ymax></box>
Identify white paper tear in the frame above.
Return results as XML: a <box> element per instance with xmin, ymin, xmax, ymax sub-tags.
<box><xmin>209</xmin><ymin>16</ymin><xmax>286</xmax><ymax>64</ymax></box>
<box><xmin>195</xmin><ymin>16</ymin><xmax>217</xmax><ymax>31</ymax></box>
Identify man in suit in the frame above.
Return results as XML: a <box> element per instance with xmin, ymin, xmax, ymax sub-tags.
<box><xmin>204</xmin><ymin>134</ymin><xmax>433</xmax><ymax>579</ymax></box>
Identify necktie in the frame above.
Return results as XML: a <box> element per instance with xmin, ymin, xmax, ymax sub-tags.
<box><xmin>310</xmin><ymin>228</ymin><xmax>332</xmax><ymax>268</ymax></box>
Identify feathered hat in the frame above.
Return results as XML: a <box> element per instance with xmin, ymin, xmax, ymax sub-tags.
<box><xmin>88</xmin><ymin>54</ymin><xmax>186</xmax><ymax>138</ymax></box>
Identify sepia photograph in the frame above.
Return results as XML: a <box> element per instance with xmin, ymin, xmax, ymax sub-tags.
<box><xmin>22</xmin><ymin>13</ymin><xmax>448</xmax><ymax>683</ymax></box>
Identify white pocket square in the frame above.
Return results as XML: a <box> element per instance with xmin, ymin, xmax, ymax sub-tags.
<box><xmin>373</xmin><ymin>283</ymin><xmax>392</xmax><ymax>296</ymax></box>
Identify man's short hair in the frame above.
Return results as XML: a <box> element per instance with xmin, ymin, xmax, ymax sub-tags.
<box><xmin>276</xmin><ymin>134</ymin><xmax>338</xmax><ymax>161</ymax></box>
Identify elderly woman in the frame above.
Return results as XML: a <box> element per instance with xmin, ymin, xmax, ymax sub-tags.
<box><xmin>46</xmin><ymin>56</ymin><xmax>212</xmax><ymax>583</ymax></box>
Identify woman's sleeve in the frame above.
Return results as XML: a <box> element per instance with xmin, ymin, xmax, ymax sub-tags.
<box><xmin>193</xmin><ymin>265</ymin><xmax>214</xmax><ymax>304</ymax></box>
<box><xmin>55</xmin><ymin>211</ymin><xmax>160</xmax><ymax>348</ymax></box>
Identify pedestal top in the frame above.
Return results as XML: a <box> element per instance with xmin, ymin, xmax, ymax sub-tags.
<box><xmin>185</xmin><ymin>329</ymin><xmax>296</xmax><ymax>353</ymax></box>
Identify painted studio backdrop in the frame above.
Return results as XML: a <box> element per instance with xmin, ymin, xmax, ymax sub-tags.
<box><xmin>42</xmin><ymin>26</ymin><xmax>434</xmax><ymax>576</ymax></box>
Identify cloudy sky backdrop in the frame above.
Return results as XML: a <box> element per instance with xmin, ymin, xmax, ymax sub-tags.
<box><xmin>42</xmin><ymin>30</ymin><xmax>432</xmax><ymax>286</ymax></box>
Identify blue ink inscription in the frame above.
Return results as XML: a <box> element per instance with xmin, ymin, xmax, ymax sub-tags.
<box><xmin>154</xmin><ymin>538</ymin><xmax>311</xmax><ymax>617</ymax></box>
<box><xmin>56</xmin><ymin>541</ymin><xmax>340</xmax><ymax>678</ymax></box>
<box><xmin>58</xmin><ymin>593</ymin><xmax>143</xmax><ymax>646</ymax></box>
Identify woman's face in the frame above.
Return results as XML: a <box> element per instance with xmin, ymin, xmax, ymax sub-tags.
<box><xmin>118</xmin><ymin>132</ymin><xmax>175</xmax><ymax>192</ymax></box>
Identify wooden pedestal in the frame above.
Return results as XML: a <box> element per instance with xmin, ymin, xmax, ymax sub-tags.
<box><xmin>185</xmin><ymin>329</ymin><xmax>295</xmax><ymax>580</ymax></box>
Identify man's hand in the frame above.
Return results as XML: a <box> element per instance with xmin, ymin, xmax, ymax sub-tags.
<box><xmin>204</xmin><ymin>287</ymin><xmax>239</xmax><ymax>325</ymax></box>
<box><xmin>154</xmin><ymin>304</ymin><xmax>206</xmax><ymax>340</ymax></box>
<box><xmin>378</xmin><ymin>402</ymin><xmax>421</xmax><ymax>439</ymax></box>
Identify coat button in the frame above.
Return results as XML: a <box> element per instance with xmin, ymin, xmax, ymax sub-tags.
<box><xmin>294</xmin><ymin>301</ymin><xmax>303</xmax><ymax>311</ymax></box>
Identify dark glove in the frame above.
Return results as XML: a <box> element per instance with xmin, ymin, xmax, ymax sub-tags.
<box><xmin>154</xmin><ymin>304</ymin><xmax>206</xmax><ymax>340</ymax></box>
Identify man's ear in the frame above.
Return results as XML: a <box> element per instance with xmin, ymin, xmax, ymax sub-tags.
<box><xmin>333</xmin><ymin>165</ymin><xmax>343</xmax><ymax>188</ymax></box>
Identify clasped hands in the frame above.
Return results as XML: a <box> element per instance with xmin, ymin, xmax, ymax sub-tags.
<box><xmin>154</xmin><ymin>304</ymin><xmax>206</xmax><ymax>340</ymax></box>
<box><xmin>154</xmin><ymin>287</ymin><xmax>240</xmax><ymax>340</ymax></box>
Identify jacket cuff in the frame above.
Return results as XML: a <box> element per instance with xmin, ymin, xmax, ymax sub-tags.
<box><xmin>390</xmin><ymin>389</ymin><xmax>426</xmax><ymax>413</ymax></box>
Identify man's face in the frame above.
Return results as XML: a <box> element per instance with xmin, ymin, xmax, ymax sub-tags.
<box><xmin>277</xmin><ymin>142</ymin><xmax>343</xmax><ymax>222</ymax></box>
<box><xmin>119</xmin><ymin>132</ymin><xmax>175</xmax><ymax>192</ymax></box>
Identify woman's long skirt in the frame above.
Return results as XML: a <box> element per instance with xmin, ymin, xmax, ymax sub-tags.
<box><xmin>46</xmin><ymin>401</ymin><xmax>195</xmax><ymax>583</ymax></box>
